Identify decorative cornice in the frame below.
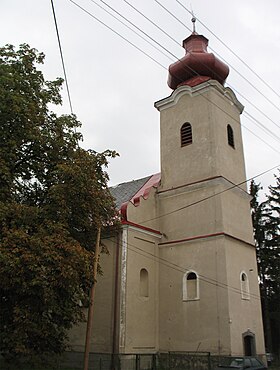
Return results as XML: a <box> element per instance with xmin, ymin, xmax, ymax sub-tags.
<box><xmin>154</xmin><ymin>80</ymin><xmax>244</xmax><ymax>114</ymax></box>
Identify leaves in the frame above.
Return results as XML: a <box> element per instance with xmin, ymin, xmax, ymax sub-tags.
<box><xmin>250</xmin><ymin>170</ymin><xmax>280</xmax><ymax>354</ymax></box>
<box><xmin>0</xmin><ymin>44</ymin><xmax>119</xmax><ymax>365</ymax></box>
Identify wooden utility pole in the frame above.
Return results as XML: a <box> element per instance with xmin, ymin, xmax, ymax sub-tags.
<box><xmin>83</xmin><ymin>226</ymin><xmax>101</xmax><ymax>370</ymax></box>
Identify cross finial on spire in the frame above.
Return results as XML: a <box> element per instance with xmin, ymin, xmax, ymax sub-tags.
<box><xmin>191</xmin><ymin>11</ymin><xmax>196</xmax><ymax>33</ymax></box>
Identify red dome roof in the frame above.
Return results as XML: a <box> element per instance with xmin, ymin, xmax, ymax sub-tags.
<box><xmin>168</xmin><ymin>33</ymin><xmax>229</xmax><ymax>90</ymax></box>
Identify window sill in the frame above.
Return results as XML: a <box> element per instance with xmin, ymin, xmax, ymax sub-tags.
<box><xmin>183</xmin><ymin>297</ymin><xmax>200</xmax><ymax>302</ymax></box>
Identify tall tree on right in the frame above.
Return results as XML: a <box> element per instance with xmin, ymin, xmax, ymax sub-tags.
<box><xmin>250</xmin><ymin>171</ymin><xmax>280</xmax><ymax>357</ymax></box>
<box><xmin>265</xmin><ymin>171</ymin><xmax>280</xmax><ymax>357</ymax></box>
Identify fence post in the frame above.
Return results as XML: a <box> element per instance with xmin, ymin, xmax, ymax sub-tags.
<box><xmin>136</xmin><ymin>354</ymin><xmax>140</xmax><ymax>370</ymax></box>
<box><xmin>152</xmin><ymin>354</ymin><xmax>156</xmax><ymax>370</ymax></box>
<box><xmin>208</xmin><ymin>352</ymin><xmax>211</xmax><ymax>370</ymax></box>
<box><xmin>168</xmin><ymin>352</ymin><xmax>171</xmax><ymax>370</ymax></box>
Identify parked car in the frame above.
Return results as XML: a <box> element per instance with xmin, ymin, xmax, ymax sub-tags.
<box><xmin>216</xmin><ymin>356</ymin><xmax>267</xmax><ymax>370</ymax></box>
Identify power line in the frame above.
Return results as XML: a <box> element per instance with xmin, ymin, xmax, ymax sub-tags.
<box><xmin>237</xmin><ymin>91</ymin><xmax>280</xmax><ymax>133</ymax></box>
<box><xmin>103</xmin><ymin>233</ymin><xmax>262</xmax><ymax>302</ymax></box>
<box><xmin>99</xmin><ymin>0</ymin><xmax>280</xmax><ymax>138</ymax></box>
<box><xmin>155</xmin><ymin>0</ymin><xmax>280</xmax><ymax>115</ymax></box>
<box><xmin>241</xmin><ymin>121</ymin><xmax>280</xmax><ymax>154</ymax></box>
<box><xmin>138</xmin><ymin>163</ymin><xmax>280</xmax><ymax>225</ymax></box>
<box><xmin>68</xmin><ymin>0</ymin><xmax>280</xmax><ymax>154</ymax></box>
<box><xmin>92</xmin><ymin>0</ymin><xmax>280</xmax><ymax>145</ymax></box>
<box><xmin>50</xmin><ymin>0</ymin><xmax>74</xmax><ymax>114</ymax></box>
<box><xmin>97</xmin><ymin>0</ymin><xmax>178</xmax><ymax>65</ymax></box>
<box><xmin>120</xmin><ymin>0</ymin><xmax>179</xmax><ymax>45</ymax></box>
<box><xmin>102</xmin><ymin>164</ymin><xmax>280</xmax><ymax>301</ymax></box>
<box><xmin>175</xmin><ymin>0</ymin><xmax>280</xmax><ymax>101</ymax></box>
<box><xmin>133</xmin><ymin>0</ymin><xmax>280</xmax><ymax>130</ymax></box>
<box><xmin>88</xmin><ymin>0</ymin><xmax>173</xmax><ymax>62</ymax></box>
<box><xmin>65</xmin><ymin>0</ymin><xmax>275</xmax><ymax>303</ymax></box>
<box><xmin>69</xmin><ymin>0</ymin><xmax>166</xmax><ymax>70</ymax></box>
<box><xmin>243</xmin><ymin>111</ymin><xmax>280</xmax><ymax>145</ymax></box>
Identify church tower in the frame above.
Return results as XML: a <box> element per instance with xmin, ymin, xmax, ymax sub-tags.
<box><xmin>155</xmin><ymin>23</ymin><xmax>265</xmax><ymax>356</ymax></box>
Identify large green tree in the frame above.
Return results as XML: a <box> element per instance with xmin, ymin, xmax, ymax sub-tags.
<box><xmin>265</xmin><ymin>171</ymin><xmax>280</xmax><ymax>357</ymax></box>
<box><xmin>0</xmin><ymin>44</ymin><xmax>118</xmax><ymax>366</ymax></box>
<box><xmin>250</xmin><ymin>172</ymin><xmax>280</xmax><ymax>357</ymax></box>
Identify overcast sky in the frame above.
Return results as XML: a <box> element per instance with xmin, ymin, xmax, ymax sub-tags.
<box><xmin>2</xmin><ymin>0</ymin><xmax>280</xmax><ymax>196</ymax></box>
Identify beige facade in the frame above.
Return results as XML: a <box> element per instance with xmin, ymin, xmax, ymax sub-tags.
<box><xmin>69</xmin><ymin>70</ymin><xmax>265</xmax><ymax>357</ymax></box>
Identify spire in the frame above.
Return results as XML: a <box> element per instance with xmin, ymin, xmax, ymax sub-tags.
<box><xmin>191</xmin><ymin>12</ymin><xmax>197</xmax><ymax>34</ymax></box>
<box><xmin>167</xmin><ymin>17</ymin><xmax>229</xmax><ymax>90</ymax></box>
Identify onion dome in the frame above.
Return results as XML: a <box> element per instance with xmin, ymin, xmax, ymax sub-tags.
<box><xmin>168</xmin><ymin>32</ymin><xmax>229</xmax><ymax>90</ymax></box>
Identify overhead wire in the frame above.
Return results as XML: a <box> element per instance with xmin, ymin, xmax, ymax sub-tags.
<box><xmin>96</xmin><ymin>0</ymin><xmax>280</xmax><ymax>143</ymax></box>
<box><xmin>88</xmin><ymin>0</ymin><xmax>173</xmax><ymax>62</ymax></box>
<box><xmin>66</xmin><ymin>0</ymin><xmax>280</xmax><ymax>157</ymax></box>
<box><xmin>241</xmin><ymin>122</ymin><xmax>280</xmax><ymax>153</ymax></box>
<box><xmin>155</xmin><ymin>0</ymin><xmax>280</xmax><ymax>115</ymax></box>
<box><xmin>63</xmin><ymin>0</ymin><xmax>278</xmax><ymax>304</ymax></box>
<box><xmin>243</xmin><ymin>111</ymin><xmax>280</xmax><ymax>145</ymax></box>
<box><xmin>101</xmin><ymin>164</ymin><xmax>280</xmax><ymax>303</ymax></box>
<box><xmin>101</xmin><ymin>165</ymin><xmax>279</xmax><ymax>300</ymax></box>
<box><xmin>120</xmin><ymin>0</ymin><xmax>280</xmax><ymax>132</ymax></box>
<box><xmin>68</xmin><ymin>0</ymin><xmax>166</xmax><ymax>69</ymax></box>
<box><xmin>91</xmin><ymin>0</ymin><xmax>280</xmax><ymax>153</ymax></box>
<box><xmin>103</xmin><ymin>233</ymin><xmax>263</xmax><ymax>302</ymax></box>
<box><xmin>137</xmin><ymin>164</ymin><xmax>280</xmax><ymax>225</ymax></box>
<box><xmin>68</xmin><ymin>0</ymin><xmax>280</xmax><ymax>152</ymax></box>
<box><xmin>69</xmin><ymin>0</ymin><xmax>280</xmax><ymax>154</ymax></box>
<box><xmin>175</xmin><ymin>0</ymin><xmax>280</xmax><ymax>101</ymax></box>
<box><xmin>101</xmin><ymin>164</ymin><xmax>280</xmax><ymax>302</ymax></box>
<box><xmin>75</xmin><ymin>0</ymin><xmax>279</xmax><ymax>274</ymax></box>
<box><xmin>50</xmin><ymin>0</ymin><xmax>74</xmax><ymax>114</ymax></box>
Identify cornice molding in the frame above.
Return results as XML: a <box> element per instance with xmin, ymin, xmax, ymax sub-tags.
<box><xmin>154</xmin><ymin>80</ymin><xmax>244</xmax><ymax>114</ymax></box>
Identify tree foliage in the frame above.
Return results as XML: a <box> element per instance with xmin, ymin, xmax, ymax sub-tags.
<box><xmin>250</xmin><ymin>171</ymin><xmax>280</xmax><ymax>356</ymax></box>
<box><xmin>0</xmin><ymin>44</ymin><xmax>118</xmax><ymax>365</ymax></box>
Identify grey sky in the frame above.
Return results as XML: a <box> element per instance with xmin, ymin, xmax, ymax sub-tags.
<box><xmin>2</xmin><ymin>0</ymin><xmax>280</xmax><ymax>195</ymax></box>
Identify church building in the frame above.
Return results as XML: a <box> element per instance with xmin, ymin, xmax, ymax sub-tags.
<box><xmin>70</xmin><ymin>23</ymin><xmax>265</xmax><ymax>358</ymax></box>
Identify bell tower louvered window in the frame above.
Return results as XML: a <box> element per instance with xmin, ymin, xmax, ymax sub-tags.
<box><xmin>181</xmin><ymin>122</ymin><xmax>192</xmax><ymax>146</ymax></box>
<box><xmin>227</xmin><ymin>124</ymin><xmax>235</xmax><ymax>148</ymax></box>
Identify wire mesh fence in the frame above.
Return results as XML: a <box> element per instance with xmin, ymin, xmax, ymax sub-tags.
<box><xmin>58</xmin><ymin>351</ymin><xmax>211</xmax><ymax>370</ymax></box>
<box><xmin>0</xmin><ymin>351</ymin><xmax>269</xmax><ymax>370</ymax></box>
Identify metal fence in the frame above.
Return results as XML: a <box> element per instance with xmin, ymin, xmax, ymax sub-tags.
<box><xmin>59</xmin><ymin>351</ymin><xmax>211</xmax><ymax>370</ymax></box>
<box><xmin>0</xmin><ymin>351</ymin><xmax>269</xmax><ymax>370</ymax></box>
<box><xmin>59</xmin><ymin>353</ymin><xmax>156</xmax><ymax>370</ymax></box>
<box><xmin>158</xmin><ymin>352</ymin><xmax>211</xmax><ymax>370</ymax></box>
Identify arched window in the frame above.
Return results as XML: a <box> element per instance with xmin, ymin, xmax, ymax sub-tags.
<box><xmin>140</xmin><ymin>268</ymin><xmax>149</xmax><ymax>297</ymax></box>
<box><xmin>240</xmin><ymin>272</ymin><xmax>250</xmax><ymax>300</ymax></box>
<box><xmin>183</xmin><ymin>271</ymin><xmax>199</xmax><ymax>301</ymax></box>
<box><xmin>181</xmin><ymin>122</ymin><xmax>192</xmax><ymax>146</ymax></box>
<box><xmin>227</xmin><ymin>124</ymin><xmax>235</xmax><ymax>148</ymax></box>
